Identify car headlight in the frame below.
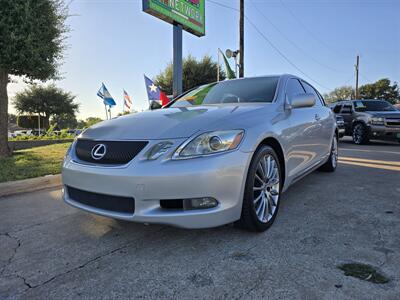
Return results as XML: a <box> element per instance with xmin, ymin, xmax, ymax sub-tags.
<box><xmin>370</xmin><ymin>117</ymin><xmax>384</xmax><ymax>125</ymax></box>
<box><xmin>145</xmin><ymin>141</ymin><xmax>174</xmax><ymax>160</ymax></box>
<box><xmin>172</xmin><ymin>130</ymin><xmax>244</xmax><ymax>159</ymax></box>
<box><xmin>64</xmin><ymin>140</ymin><xmax>76</xmax><ymax>159</ymax></box>
<box><xmin>63</xmin><ymin>140</ymin><xmax>76</xmax><ymax>166</ymax></box>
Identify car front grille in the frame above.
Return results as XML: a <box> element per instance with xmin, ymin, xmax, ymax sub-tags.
<box><xmin>66</xmin><ymin>186</ymin><xmax>135</xmax><ymax>214</ymax></box>
<box><xmin>385</xmin><ymin>118</ymin><xmax>400</xmax><ymax>127</ymax></box>
<box><xmin>75</xmin><ymin>139</ymin><xmax>148</xmax><ymax>165</ymax></box>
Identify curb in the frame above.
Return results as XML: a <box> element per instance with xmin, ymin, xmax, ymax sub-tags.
<box><xmin>0</xmin><ymin>174</ymin><xmax>62</xmax><ymax>198</ymax></box>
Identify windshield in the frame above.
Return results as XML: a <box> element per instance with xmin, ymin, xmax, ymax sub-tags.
<box><xmin>354</xmin><ymin>100</ymin><xmax>396</xmax><ymax>112</ymax></box>
<box><xmin>170</xmin><ymin>77</ymin><xmax>279</xmax><ymax>108</ymax></box>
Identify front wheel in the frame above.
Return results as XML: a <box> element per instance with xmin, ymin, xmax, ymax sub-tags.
<box><xmin>352</xmin><ymin>123</ymin><xmax>369</xmax><ymax>144</ymax></box>
<box><xmin>236</xmin><ymin>145</ymin><xmax>281</xmax><ymax>232</ymax></box>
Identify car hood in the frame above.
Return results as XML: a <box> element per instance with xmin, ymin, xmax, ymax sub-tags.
<box><xmin>80</xmin><ymin>104</ymin><xmax>267</xmax><ymax>140</ymax></box>
<box><xmin>368</xmin><ymin>111</ymin><xmax>400</xmax><ymax>118</ymax></box>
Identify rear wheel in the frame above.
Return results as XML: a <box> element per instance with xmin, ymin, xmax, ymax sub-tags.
<box><xmin>236</xmin><ymin>145</ymin><xmax>281</xmax><ymax>232</ymax></box>
<box><xmin>352</xmin><ymin>123</ymin><xmax>369</xmax><ymax>144</ymax></box>
<box><xmin>319</xmin><ymin>135</ymin><xmax>338</xmax><ymax>172</ymax></box>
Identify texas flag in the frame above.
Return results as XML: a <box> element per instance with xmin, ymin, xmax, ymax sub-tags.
<box><xmin>144</xmin><ymin>75</ymin><xmax>170</xmax><ymax>106</ymax></box>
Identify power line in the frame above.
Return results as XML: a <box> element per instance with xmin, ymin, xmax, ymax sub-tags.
<box><xmin>250</xmin><ymin>0</ymin><xmax>342</xmax><ymax>74</ymax></box>
<box><xmin>208</xmin><ymin>0</ymin><xmax>332</xmax><ymax>91</ymax></box>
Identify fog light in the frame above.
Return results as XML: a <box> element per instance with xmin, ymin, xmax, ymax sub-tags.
<box><xmin>183</xmin><ymin>197</ymin><xmax>218</xmax><ymax>210</ymax></box>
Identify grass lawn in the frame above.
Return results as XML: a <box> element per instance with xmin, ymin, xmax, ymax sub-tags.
<box><xmin>0</xmin><ymin>142</ymin><xmax>71</xmax><ymax>183</ymax></box>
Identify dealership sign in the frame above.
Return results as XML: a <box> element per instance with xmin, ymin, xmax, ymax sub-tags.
<box><xmin>143</xmin><ymin>0</ymin><xmax>205</xmax><ymax>37</ymax></box>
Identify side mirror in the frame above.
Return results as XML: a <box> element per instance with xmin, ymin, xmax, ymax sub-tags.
<box><xmin>150</xmin><ymin>101</ymin><xmax>162</xmax><ymax>110</ymax></box>
<box><xmin>289</xmin><ymin>93</ymin><xmax>316</xmax><ymax>109</ymax></box>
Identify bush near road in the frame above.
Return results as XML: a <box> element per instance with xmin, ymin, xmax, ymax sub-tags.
<box><xmin>0</xmin><ymin>142</ymin><xmax>70</xmax><ymax>183</ymax></box>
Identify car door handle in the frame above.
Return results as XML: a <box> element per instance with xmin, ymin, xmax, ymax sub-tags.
<box><xmin>314</xmin><ymin>114</ymin><xmax>321</xmax><ymax>121</ymax></box>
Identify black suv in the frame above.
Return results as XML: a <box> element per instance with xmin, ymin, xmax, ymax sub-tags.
<box><xmin>332</xmin><ymin>99</ymin><xmax>400</xmax><ymax>144</ymax></box>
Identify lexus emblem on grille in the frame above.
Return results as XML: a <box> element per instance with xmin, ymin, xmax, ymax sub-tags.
<box><xmin>91</xmin><ymin>144</ymin><xmax>107</xmax><ymax>160</ymax></box>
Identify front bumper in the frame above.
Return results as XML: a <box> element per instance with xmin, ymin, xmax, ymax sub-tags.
<box><xmin>368</xmin><ymin>124</ymin><xmax>400</xmax><ymax>140</ymax></box>
<box><xmin>62</xmin><ymin>141</ymin><xmax>252</xmax><ymax>229</ymax></box>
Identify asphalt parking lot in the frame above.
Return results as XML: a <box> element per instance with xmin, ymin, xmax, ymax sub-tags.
<box><xmin>1</xmin><ymin>138</ymin><xmax>399</xmax><ymax>300</ymax></box>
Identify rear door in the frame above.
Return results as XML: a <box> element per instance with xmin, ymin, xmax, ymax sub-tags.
<box><xmin>301</xmin><ymin>81</ymin><xmax>333</xmax><ymax>162</ymax></box>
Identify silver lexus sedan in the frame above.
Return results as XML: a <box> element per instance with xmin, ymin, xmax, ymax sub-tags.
<box><xmin>62</xmin><ymin>75</ymin><xmax>338</xmax><ymax>232</ymax></box>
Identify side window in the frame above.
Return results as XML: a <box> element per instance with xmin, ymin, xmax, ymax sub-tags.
<box><xmin>286</xmin><ymin>79</ymin><xmax>305</xmax><ymax>99</ymax></box>
<box><xmin>301</xmin><ymin>81</ymin><xmax>323</xmax><ymax>107</ymax></box>
<box><xmin>341</xmin><ymin>104</ymin><xmax>353</xmax><ymax>114</ymax></box>
<box><xmin>333</xmin><ymin>104</ymin><xmax>342</xmax><ymax>113</ymax></box>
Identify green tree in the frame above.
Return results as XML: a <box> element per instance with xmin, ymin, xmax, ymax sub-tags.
<box><xmin>84</xmin><ymin>117</ymin><xmax>103</xmax><ymax>127</ymax></box>
<box><xmin>323</xmin><ymin>86</ymin><xmax>354</xmax><ymax>104</ymax></box>
<box><xmin>17</xmin><ymin>115</ymin><xmax>49</xmax><ymax>129</ymax></box>
<box><xmin>0</xmin><ymin>0</ymin><xmax>67</xmax><ymax>157</ymax></box>
<box><xmin>359</xmin><ymin>78</ymin><xmax>400</xmax><ymax>104</ymax></box>
<box><xmin>13</xmin><ymin>84</ymin><xmax>78</xmax><ymax>129</ymax></box>
<box><xmin>51</xmin><ymin>113</ymin><xmax>78</xmax><ymax>129</ymax></box>
<box><xmin>154</xmin><ymin>55</ymin><xmax>226</xmax><ymax>96</ymax></box>
<box><xmin>117</xmin><ymin>110</ymin><xmax>137</xmax><ymax>117</ymax></box>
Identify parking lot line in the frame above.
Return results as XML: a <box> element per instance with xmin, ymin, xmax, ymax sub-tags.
<box><xmin>340</xmin><ymin>148</ymin><xmax>400</xmax><ymax>156</ymax></box>
<box><xmin>340</xmin><ymin>156</ymin><xmax>400</xmax><ymax>166</ymax></box>
<box><xmin>338</xmin><ymin>159</ymin><xmax>400</xmax><ymax>171</ymax></box>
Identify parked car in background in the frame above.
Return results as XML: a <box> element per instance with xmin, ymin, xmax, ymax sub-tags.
<box><xmin>336</xmin><ymin>115</ymin><xmax>345</xmax><ymax>138</ymax></box>
<box><xmin>62</xmin><ymin>75</ymin><xmax>338</xmax><ymax>232</ymax></box>
<box><xmin>13</xmin><ymin>130</ymin><xmax>33</xmax><ymax>137</ymax></box>
<box><xmin>32</xmin><ymin>129</ymin><xmax>47</xmax><ymax>136</ymax></box>
<box><xmin>67</xmin><ymin>129</ymin><xmax>84</xmax><ymax>136</ymax></box>
<box><xmin>8</xmin><ymin>132</ymin><xmax>16</xmax><ymax>138</ymax></box>
<box><xmin>331</xmin><ymin>99</ymin><xmax>400</xmax><ymax>144</ymax></box>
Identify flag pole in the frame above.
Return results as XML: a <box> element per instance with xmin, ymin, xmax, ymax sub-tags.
<box><xmin>104</xmin><ymin>103</ymin><xmax>108</xmax><ymax>120</ymax></box>
<box><xmin>122</xmin><ymin>90</ymin><xmax>124</xmax><ymax>114</ymax></box>
<box><xmin>217</xmin><ymin>48</ymin><xmax>220</xmax><ymax>82</ymax></box>
<box><xmin>108</xmin><ymin>106</ymin><xmax>112</xmax><ymax>119</ymax></box>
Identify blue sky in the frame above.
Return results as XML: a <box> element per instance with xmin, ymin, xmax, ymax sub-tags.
<box><xmin>9</xmin><ymin>0</ymin><xmax>400</xmax><ymax>119</ymax></box>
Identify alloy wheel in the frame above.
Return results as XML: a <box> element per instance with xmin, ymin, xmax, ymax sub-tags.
<box><xmin>253</xmin><ymin>154</ymin><xmax>280</xmax><ymax>223</ymax></box>
<box><xmin>353</xmin><ymin>125</ymin><xmax>363</xmax><ymax>144</ymax></box>
<box><xmin>331</xmin><ymin>137</ymin><xmax>338</xmax><ymax>168</ymax></box>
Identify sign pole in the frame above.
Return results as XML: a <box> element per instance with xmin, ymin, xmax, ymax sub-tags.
<box><xmin>173</xmin><ymin>24</ymin><xmax>183</xmax><ymax>98</ymax></box>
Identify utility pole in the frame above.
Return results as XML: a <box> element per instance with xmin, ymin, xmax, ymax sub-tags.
<box><xmin>239</xmin><ymin>0</ymin><xmax>244</xmax><ymax>78</ymax></box>
<box><xmin>355</xmin><ymin>55</ymin><xmax>359</xmax><ymax>99</ymax></box>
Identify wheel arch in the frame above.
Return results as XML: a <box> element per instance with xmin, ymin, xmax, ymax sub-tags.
<box><xmin>351</xmin><ymin>119</ymin><xmax>367</xmax><ymax>129</ymax></box>
<box><xmin>255</xmin><ymin>137</ymin><xmax>286</xmax><ymax>189</ymax></box>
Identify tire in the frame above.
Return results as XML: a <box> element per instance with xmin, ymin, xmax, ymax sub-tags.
<box><xmin>319</xmin><ymin>134</ymin><xmax>338</xmax><ymax>172</ymax></box>
<box><xmin>352</xmin><ymin>123</ymin><xmax>369</xmax><ymax>144</ymax></box>
<box><xmin>235</xmin><ymin>145</ymin><xmax>282</xmax><ymax>232</ymax></box>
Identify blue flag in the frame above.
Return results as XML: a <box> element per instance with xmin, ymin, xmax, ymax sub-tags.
<box><xmin>97</xmin><ymin>83</ymin><xmax>116</xmax><ymax>106</ymax></box>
